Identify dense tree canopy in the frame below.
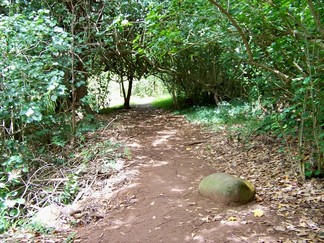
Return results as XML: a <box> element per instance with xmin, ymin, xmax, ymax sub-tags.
<box><xmin>0</xmin><ymin>0</ymin><xmax>323</xmax><ymax>232</ymax></box>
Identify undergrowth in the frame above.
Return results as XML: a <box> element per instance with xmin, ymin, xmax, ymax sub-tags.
<box><xmin>177</xmin><ymin>100</ymin><xmax>264</xmax><ymax>137</ymax></box>
<box><xmin>0</xmin><ymin>113</ymin><xmax>124</xmax><ymax>233</ymax></box>
<box><xmin>151</xmin><ymin>95</ymin><xmax>174</xmax><ymax>110</ymax></box>
<box><xmin>177</xmin><ymin>100</ymin><xmax>324</xmax><ymax>179</ymax></box>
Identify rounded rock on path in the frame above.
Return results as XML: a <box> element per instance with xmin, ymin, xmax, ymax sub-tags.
<box><xmin>198</xmin><ymin>173</ymin><xmax>255</xmax><ymax>206</ymax></box>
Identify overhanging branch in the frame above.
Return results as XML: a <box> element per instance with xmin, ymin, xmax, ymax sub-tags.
<box><xmin>208</xmin><ymin>0</ymin><xmax>291</xmax><ymax>83</ymax></box>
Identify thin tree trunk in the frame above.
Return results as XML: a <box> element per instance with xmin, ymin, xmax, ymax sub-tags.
<box><xmin>123</xmin><ymin>75</ymin><xmax>134</xmax><ymax>109</ymax></box>
<box><xmin>70</xmin><ymin>2</ymin><xmax>76</xmax><ymax>140</ymax></box>
<box><xmin>120</xmin><ymin>74</ymin><xmax>127</xmax><ymax>107</ymax></box>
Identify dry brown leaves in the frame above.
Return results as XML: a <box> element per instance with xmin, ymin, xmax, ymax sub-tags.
<box><xmin>185</xmin><ymin>124</ymin><xmax>324</xmax><ymax>242</ymax></box>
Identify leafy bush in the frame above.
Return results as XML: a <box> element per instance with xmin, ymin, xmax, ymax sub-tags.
<box><xmin>179</xmin><ymin>100</ymin><xmax>262</xmax><ymax>127</ymax></box>
<box><xmin>0</xmin><ymin>9</ymin><xmax>70</xmax><ymax>232</ymax></box>
<box><xmin>151</xmin><ymin>95</ymin><xmax>174</xmax><ymax>110</ymax></box>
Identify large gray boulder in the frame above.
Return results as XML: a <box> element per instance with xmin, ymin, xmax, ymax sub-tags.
<box><xmin>198</xmin><ymin>173</ymin><xmax>255</xmax><ymax>205</ymax></box>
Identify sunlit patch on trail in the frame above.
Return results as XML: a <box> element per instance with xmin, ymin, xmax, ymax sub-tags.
<box><xmin>151</xmin><ymin>160</ymin><xmax>169</xmax><ymax>167</ymax></box>
<box><xmin>126</xmin><ymin>142</ymin><xmax>142</xmax><ymax>148</ymax></box>
<box><xmin>152</xmin><ymin>130</ymin><xmax>177</xmax><ymax>146</ymax></box>
<box><xmin>170</xmin><ymin>187</ymin><xmax>186</xmax><ymax>193</ymax></box>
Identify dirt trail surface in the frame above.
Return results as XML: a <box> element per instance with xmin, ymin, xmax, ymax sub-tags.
<box><xmin>76</xmin><ymin>106</ymin><xmax>323</xmax><ymax>243</ymax></box>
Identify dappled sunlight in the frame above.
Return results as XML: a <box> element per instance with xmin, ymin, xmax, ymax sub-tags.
<box><xmin>185</xmin><ymin>234</ymin><xmax>205</xmax><ymax>242</ymax></box>
<box><xmin>126</xmin><ymin>142</ymin><xmax>143</xmax><ymax>148</ymax></box>
<box><xmin>76</xmin><ymin>101</ymin><xmax>317</xmax><ymax>243</ymax></box>
<box><xmin>108</xmin><ymin>214</ymin><xmax>139</xmax><ymax>230</ymax></box>
<box><xmin>150</xmin><ymin>160</ymin><xmax>169</xmax><ymax>167</ymax></box>
<box><xmin>152</xmin><ymin>130</ymin><xmax>177</xmax><ymax>146</ymax></box>
<box><xmin>170</xmin><ymin>187</ymin><xmax>186</xmax><ymax>193</ymax></box>
<box><xmin>176</xmin><ymin>173</ymin><xmax>188</xmax><ymax>180</ymax></box>
<box><xmin>140</xmin><ymin>159</ymin><xmax>169</xmax><ymax>167</ymax></box>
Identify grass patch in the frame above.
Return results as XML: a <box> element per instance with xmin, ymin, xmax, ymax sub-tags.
<box><xmin>151</xmin><ymin>95</ymin><xmax>174</xmax><ymax>110</ymax></box>
<box><xmin>99</xmin><ymin>104</ymin><xmax>125</xmax><ymax>114</ymax></box>
<box><xmin>177</xmin><ymin>100</ymin><xmax>264</xmax><ymax>137</ymax></box>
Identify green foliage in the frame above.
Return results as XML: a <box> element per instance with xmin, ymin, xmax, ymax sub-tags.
<box><xmin>0</xmin><ymin>0</ymin><xmax>323</xmax><ymax>234</ymax></box>
<box><xmin>209</xmin><ymin>0</ymin><xmax>324</xmax><ymax>179</ymax></box>
<box><xmin>123</xmin><ymin>146</ymin><xmax>132</xmax><ymax>160</ymax></box>
<box><xmin>0</xmin><ymin>139</ymin><xmax>30</xmax><ymax>232</ymax></box>
<box><xmin>99</xmin><ymin>105</ymin><xmax>125</xmax><ymax>114</ymax></box>
<box><xmin>133</xmin><ymin>76</ymin><xmax>168</xmax><ymax>98</ymax></box>
<box><xmin>0</xmin><ymin>10</ymin><xmax>70</xmax><ymax>126</ymax></box>
<box><xmin>0</xmin><ymin>7</ymin><xmax>71</xmax><ymax>196</ymax></box>
<box><xmin>178</xmin><ymin>100</ymin><xmax>265</xmax><ymax>144</ymax></box>
<box><xmin>64</xmin><ymin>232</ymin><xmax>77</xmax><ymax>243</ymax></box>
<box><xmin>24</xmin><ymin>221</ymin><xmax>55</xmax><ymax>235</ymax></box>
<box><xmin>75</xmin><ymin>114</ymin><xmax>100</xmax><ymax>141</ymax></box>
<box><xmin>151</xmin><ymin>95</ymin><xmax>174</xmax><ymax>110</ymax></box>
<box><xmin>144</xmin><ymin>0</ymin><xmax>242</xmax><ymax>104</ymax></box>
<box><xmin>179</xmin><ymin>101</ymin><xmax>262</xmax><ymax>128</ymax></box>
<box><xmin>60</xmin><ymin>173</ymin><xmax>79</xmax><ymax>204</ymax></box>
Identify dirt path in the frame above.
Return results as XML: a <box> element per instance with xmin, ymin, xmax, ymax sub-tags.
<box><xmin>76</xmin><ymin>106</ymin><xmax>323</xmax><ymax>243</ymax></box>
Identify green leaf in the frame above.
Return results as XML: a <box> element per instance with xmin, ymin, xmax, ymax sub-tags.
<box><xmin>305</xmin><ymin>170</ymin><xmax>312</xmax><ymax>178</ymax></box>
<box><xmin>51</xmin><ymin>95</ymin><xmax>58</xmax><ymax>102</ymax></box>
<box><xmin>15</xmin><ymin>198</ymin><xmax>25</xmax><ymax>204</ymax></box>
<box><xmin>303</xmin><ymin>77</ymin><xmax>311</xmax><ymax>84</ymax></box>
<box><xmin>314</xmin><ymin>170</ymin><xmax>322</xmax><ymax>176</ymax></box>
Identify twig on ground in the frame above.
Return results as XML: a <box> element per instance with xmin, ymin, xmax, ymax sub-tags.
<box><xmin>184</xmin><ymin>140</ymin><xmax>207</xmax><ymax>146</ymax></box>
<box><xmin>101</xmin><ymin>115</ymin><xmax>119</xmax><ymax>134</ymax></box>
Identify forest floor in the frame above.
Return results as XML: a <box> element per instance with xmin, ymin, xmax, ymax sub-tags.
<box><xmin>73</xmin><ymin>105</ymin><xmax>323</xmax><ymax>243</ymax></box>
<box><xmin>4</xmin><ymin>105</ymin><xmax>323</xmax><ymax>242</ymax></box>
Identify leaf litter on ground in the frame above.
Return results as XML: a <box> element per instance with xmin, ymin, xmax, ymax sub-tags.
<box><xmin>185</xmin><ymin>124</ymin><xmax>324</xmax><ymax>242</ymax></box>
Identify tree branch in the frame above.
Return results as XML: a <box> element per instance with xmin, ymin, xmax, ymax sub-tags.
<box><xmin>307</xmin><ymin>0</ymin><xmax>324</xmax><ymax>36</ymax></box>
<box><xmin>208</xmin><ymin>0</ymin><xmax>253</xmax><ymax>61</ymax></box>
<box><xmin>208</xmin><ymin>0</ymin><xmax>291</xmax><ymax>83</ymax></box>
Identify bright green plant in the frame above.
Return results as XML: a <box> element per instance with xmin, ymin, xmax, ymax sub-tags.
<box><xmin>0</xmin><ymin>8</ymin><xmax>70</xmax><ymax>231</ymax></box>
<box><xmin>206</xmin><ymin>0</ymin><xmax>324</xmax><ymax>180</ymax></box>
<box><xmin>151</xmin><ymin>95</ymin><xmax>174</xmax><ymax>110</ymax></box>
<box><xmin>64</xmin><ymin>232</ymin><xmax>77</xmax><ymax>243</ymax></box>
<box><xmin>179</xmin><ymin>101</ymin><xmax>262</xmax><ymax>126</ymax></box>
<box><xmin>24</xmin><ymin>221</ymin><xmax>55</xmax><ymax>235</ymax></box>
<box><xmin>0</xmin><ymin>10</ymin><xmax>69</xmax><ymax>130</ymax></box>
<box><xmin>60</xmin><ymin>173</ymin><xmax>79</xmax><ymax>204</ymax></box>
<box><xmin>123</xmin><ymin>146</ymin><xmax>132</xmax><ymax>160</ymax></box>
<box><xmin>0</xmin><ymin>153</ymin><xmax>28</xmax><ymax>232</ymax></box>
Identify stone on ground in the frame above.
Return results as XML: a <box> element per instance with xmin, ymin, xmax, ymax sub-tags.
<box><xmin>198</xmin><ymin>173</ymin><xmax>255</xmax><ymax>205</ymax></box>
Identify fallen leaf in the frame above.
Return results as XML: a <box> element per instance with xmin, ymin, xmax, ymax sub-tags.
<box><xmin>228</xmin><ymin>216</ymin><xmax>237</xmax><ymax>221</ymax></box>
<box><xmin>201</xmin><ymin>216</ymin><xmax>211</xmax><ymax>223</ymax></box>
<box><xmin>283</xmin><ymin>239</ymin><xmax>293</xmax><ymax>243</ymax></box>
<box><xmin>274</xmin><ymin>226</ymin><xmax>286</xmax><ymax>232</ymax></box>
<box><xmin>253</xmin><ymin>209</ymin><xmax>264</xmax><ymax>217</ymax></box>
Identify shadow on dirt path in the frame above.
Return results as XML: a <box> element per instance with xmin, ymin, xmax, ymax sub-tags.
<box><xmin>75</xmin><ymin>106</ymin><xmax>322</xmax><ymax>243</ymax></box>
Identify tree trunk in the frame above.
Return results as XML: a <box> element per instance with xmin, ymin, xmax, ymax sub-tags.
<box><xmin>123</xmin><ymin>75</ymin><xmax>134</xmax><ymax>109</ymax></box>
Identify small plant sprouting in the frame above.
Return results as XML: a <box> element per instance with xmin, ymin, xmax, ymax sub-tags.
<box><xmin>124</xmin><ymin>146</ymin><xmax>132</xmax><ymax>160</ymax></box>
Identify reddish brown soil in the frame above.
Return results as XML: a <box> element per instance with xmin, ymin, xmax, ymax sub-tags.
<box><xmin>75</xmin><ymin>106</ymin><xmax>323</xmax><ymax>243</ymax></box>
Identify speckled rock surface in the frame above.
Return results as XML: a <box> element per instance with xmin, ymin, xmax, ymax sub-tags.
<box><xmin>198</xmin><ymin>173</ymin><xmax>255</xmax><ymax>205</ymax></box>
